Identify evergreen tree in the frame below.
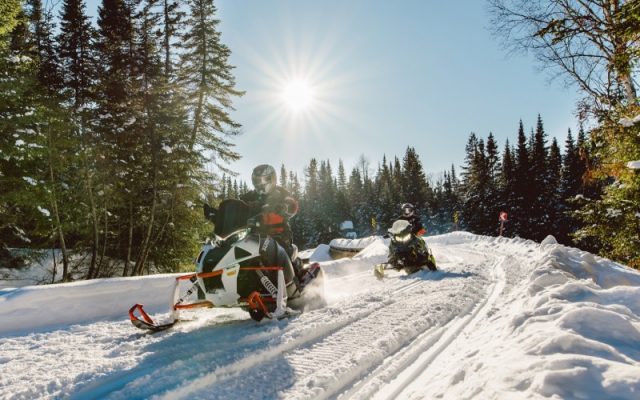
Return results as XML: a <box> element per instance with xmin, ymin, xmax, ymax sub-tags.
<box><xmin>461</xmin><ymin>136</ymin><xmax>493</xmax><ymax>234</ymax></box>
<box><xmin>547</xmin><ymin>137</ymin><xmax>562</xmax><ymax>237</ymax></box>
<box><xmin>92</xmin><ymin>0</ymin><xmax>135</xmax><ymax>277</ymax></box>
<box><xmin>279</xmin><ymin>164</ymin><xmax>287</xmax><ymax>188</ymax></box>
<box><xmin>401</xmin><ymin>146</ymin><xmax>431</xmax><ymax>218</ymax></box>
<box><xmin>485</xmin><ymin>132</ymin><xmax>502</xmax><ymax>233</ymax></box>
<box><xmin>498</xmin><ymin>139</ymin><xmax>516</xmax><ymax>235</ymax></box>
<box><xmin>528</xmin><ymin>114</ymin><xmax>549</xmax><ymax>240</ymax></box>
<box><xmin>574</xmin><ymin>115</ymin><xmax>639</xmax><ymax>267</ymax></box>
<box><xmin>513</xmin><ymin>120</ymin><xmax>531</xmax><ymax>236</ymax></box>
<box><xmin>376</xmin><ymin>155</ymin><xmax>396</xmax><ymax>229</ymax></box>
<box><xmin>58</xmin><ymin>0</ymin><xmax>94</xmax><ymax>109</ymax></box>
<box><xmin>179</xmin><ymin>0</ymin><xmax>243</xmax><ymax>169</ymax></box>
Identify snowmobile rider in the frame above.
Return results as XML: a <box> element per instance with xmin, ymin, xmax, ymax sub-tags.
<box><xmin>398</xmin><ymin>203</ymin><xmax>426</xmax><ymax>236</ymax></box>
<box><xmin>241</xmin><ymin>164</ymin><xmax>298</xmax><ymax>248</ymax></box>
<box><xmin>241</xmin><ymin>165</ymin><xmax>304</xmax><ymax>276</ymax></box>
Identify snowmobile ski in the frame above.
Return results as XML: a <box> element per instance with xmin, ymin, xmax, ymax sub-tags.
<box><xmin>374</xmin><ymin>261</ymin><xmax>437</xmax><ymax>280</ymax></box>
<box><xmin>129</xmin><ymin>304</ymin><xmax>178</xmax><ymax>332</ymax></box>
<box><xmin>374</xmin><ymin>263</ymin><xmax>395</xmax><ymax>279</ymax></box>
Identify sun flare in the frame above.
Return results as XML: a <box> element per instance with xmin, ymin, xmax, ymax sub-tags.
<box><xmin>281</xmin><ymin>79</ymin><xmax>314</xmax><ymax>112</ymax></box>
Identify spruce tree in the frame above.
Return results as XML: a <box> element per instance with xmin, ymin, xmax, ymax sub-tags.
<box><xmin>547</xmin><ymin>137</ymin><xmax>562</xmax><ymax>238</ymax></box>
<box><xmin>498</xmin><ymin>140</ymin><xmax>516</xmax><ymax>235</ymax></box>
<box><xmin>401</xmin><ymin>146</ymin><xmax>431</xmax><ymax>219</ymax></box>
<box><xmin>179</xmin><ymin>0</ymin><xmax>243</xmax><ymax>168</ymax></box>
<box><xmin>513</xmin><ymin>120</ymin><xmax>531</xmax><ymax>237</ymax></box>
<box><xmin>279</xmin><ymin>164</ymin><xmax>287</xmax><ymax>188</ymax></box>
<box><xmin>528</xmin><ymin>114</ymin><xmax>549</xmax><ymax>240</ymax></box>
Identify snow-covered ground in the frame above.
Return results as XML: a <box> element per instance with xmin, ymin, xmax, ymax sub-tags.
<box><xmin>2</xmin><ymin>232</ymin><xmax>640</xmax><ymax>399</ymax></box>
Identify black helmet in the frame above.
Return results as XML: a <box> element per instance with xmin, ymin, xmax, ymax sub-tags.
<box><xmin>251</xmin><ymin>164</ymin><xmax>277</xmax><ymax>194</ymax></box>
<box><xmin>401</xmin><ymin>203</ymin><xmax>415</xmax><ymax>217</ymax></box>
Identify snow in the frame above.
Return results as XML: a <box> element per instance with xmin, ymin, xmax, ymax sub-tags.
<box><xmin>627</xmin><ymin>160</ymin><xmax>640</xmax><ymax>169</ymax></box>
<box><xmin>540</xmin><ymin>234</ymin><xmax>558</xmax><ymax>245</ymax></box>
<box><xmin>1</xmin><ymin>233</ymin><xmax>640</xmax><ymax>399</ymax></box>
<box><xmin>329</xmin><ymin>236</ymin><xmax>381</xmax><ymax>252</ymax></box>
<box><xmin>618</xmin><ymin>114</ymin><xmax>640</xmax><ymax>127</ymax></box>
<box><xmin>340</xmin><ymin>220</ymin><xmax>354</xmax><ymax>230</ymax></box>
<box><xmin>37</xmin><ymin>206</ymin><xmax>50</xmax><ymax>217</ymax></box>
<box><xmin>22</xmin><ymin>177</ymin><xmax>37</xmax><ymax>186</ymax></box>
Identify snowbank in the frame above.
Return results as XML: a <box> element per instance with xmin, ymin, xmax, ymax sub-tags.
<box><xmin>0</xmin><ymin>274</ymin><xmax>180</xmax><ymax>335</ymax></box>
<box><xmin>329</xmin><ymin>236</ymin><xmax>381</xmax><ymax>252</ymax></box>
<box><xmin>419</xmin><ymin>232</ymin><xmax>640</xmax><ymax>399</ymax></box>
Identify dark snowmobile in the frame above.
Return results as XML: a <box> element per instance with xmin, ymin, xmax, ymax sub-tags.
<box><xmin>374</xmin><ymin>219</ymin><xmax>437</xmax><ymax>279</ymax></box>
<box><xmin>130</xmin><ymin>199</ymin><xmax>325</xmax><ymax>331</ymax></box>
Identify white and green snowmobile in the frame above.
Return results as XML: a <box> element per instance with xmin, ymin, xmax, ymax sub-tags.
<box><xmin>129</xmin><ymin>199</ymin><xmax>326</xmax><ymax>331</ymax></box>
<box><xmin>374</xmin><ymin>219</ymin><xmax>437</xmax><ymax>279</ymax></box>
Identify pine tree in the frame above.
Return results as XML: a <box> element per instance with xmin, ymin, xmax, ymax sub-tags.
<box><xmin>498</xmin><ymin>139</ymin><xmax>516</xmax><ymax>235</ymax></box>
<box><xmin>401</xmin><ymin>146</ymin><xmax>431</xmax><ymax>218</ymax></box>
<box><xmin>547</xmin><ymin>137</ymin><xmax>563</xmax><ymax>237</ymax></box>
<box><xmin>279</xmin><ymin>164</ymin><xmax>287</xmax><ymax>188</ymax></box>
<box><xmin>93</xmin><ymin>0</ymin><xmax>141</xmax><ymax>278</ymax></box>
<box><xmin>485</xmin><ymin>132</ymin><xmax>502</xmax><ymax>233</ymax></box>
<box><xmin>376</xmin><ymin>155</ymin><xmax>396</xmax><ymax>229</ymax></box>
<box><xmin>0</xmin><ymin>0</ymin><xmax>21</xmax><ymax>37</ymax></box>
<box><xmin>513</xmin><ymin>120</ymin><xmax>531</xmax><ymax>237</ymax></box>
<box><xmin>574</xmin><ymin>114</ymin><xmax>639</xmax><ymax>267</ymax></box>
<box><xmin>0</xmin><ymin>9</ymin><xmax>24</xmax><ymax>250</ymax></box>
<box><xmin>557</xmin><ymin>129</ymin><xmax>585</xmax><ymax>244</ymax></box>
<box><xmin>179</xmin><ymin>0</ymin><xmax>243</xmax><ymax>169</ymax></box>
<box><xmin>528</xmin><ymin>114</ymin><xmax>549</xmax><ymax>240</ymax></box>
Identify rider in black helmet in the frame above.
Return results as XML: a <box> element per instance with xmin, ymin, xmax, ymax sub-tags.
<box><xmin>241</xmin><ymin>165</ymin><xmax>306</xmax><ymax>280</ymax></box>
<box><xmin>398</xmin><ymin>203</ymin><xmax>426</xmax><ymax>236</ymax></box>
<box><xmin>242</xmin><ymin>164</ymin><xmax>298</xmax><ymax>250</ymax></box>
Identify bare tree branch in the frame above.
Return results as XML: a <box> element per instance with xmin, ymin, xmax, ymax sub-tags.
<box><xmin>487</xmin><ymin>0</ymin><xmax>639</xmax><ymax>115</ymax></box>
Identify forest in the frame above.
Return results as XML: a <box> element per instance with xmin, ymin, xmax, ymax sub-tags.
<box><xmin>1</xmin><ymin>0</ymin><xmax>639</xmax><ymax>281</ymax></box>
<box><xmin>221</xmin><ymin>115</ymin><xmax>598</xmax><ymax>256</ymax></box>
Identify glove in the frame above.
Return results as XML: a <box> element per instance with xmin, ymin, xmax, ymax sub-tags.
<box><xmin>284</xmin><ymin>197</ymin><xmax>298</xmax><ymax>217</ymax></box>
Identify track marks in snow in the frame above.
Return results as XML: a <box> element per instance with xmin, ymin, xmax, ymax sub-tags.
<box><xmin>155</xmin><ymin>269</ymin><xmax>484</xmax><ymax>400</ymax></box>
<box><xmin>154</xmin><ymin>292</ymin><xmax>401</xmax><ymax>399</ymax></box>
<box><xmin>372</xmin><ymin>256</ymin><xmax>508</xmax><ymax>400</ymax></box>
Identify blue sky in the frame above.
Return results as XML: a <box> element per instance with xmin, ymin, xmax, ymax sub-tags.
<box><xmin>85</xmin><ymin>0</ymin><xmax>580</xmax><ymax>183</ymax></box>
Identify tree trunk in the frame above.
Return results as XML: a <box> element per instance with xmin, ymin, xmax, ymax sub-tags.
<box><xmin>189</xmin><ymin>7</ymin><xmax>207</xmax><ymax>149</ymax></box>
<box><xmin>98</xmin><ymin>202</ymin><xmax>108</xmax><ymax>276</ymax></box>
<box><xmin>133</xmin><ymin>171</ymin><xmax>157</xmax><ymax>276</ymax></box>
<box><xmin>51</xmin><ymin>247</ymin><xmax>57</xmax><ymax>284</ymax></box>
<box><xmin>46</xmin><ymin>124</ymin><xmax>70</xmax><ymax>282</ymax></box>
<box><xmin>74</xmin><ymin>114</ymin><xmax>101</xmax><ymax>280</ymax></box>
<box><xmin>123</xmin><ymin>199</ymin><xmax>133</xmax><ymax>277</ymax></box>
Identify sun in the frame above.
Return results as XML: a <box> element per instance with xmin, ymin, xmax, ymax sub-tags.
<box><xmin>281</xmin><ymin>79</ymin><xmax>314</xmax><ymax>112</ymax></box>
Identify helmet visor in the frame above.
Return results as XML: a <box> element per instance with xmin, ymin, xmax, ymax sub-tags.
<box><xmin>252</xmin><ymin>175</ymin><xmax>274</xmax><ymax>194</ymax></box>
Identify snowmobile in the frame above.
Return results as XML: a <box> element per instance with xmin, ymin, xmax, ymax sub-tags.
<box><xmin>374</xmin><ymin>219</ymin><xmax>437</xmax><ymax>279</ymax></box>
<box><xmin>129</xmin><ymin>199</ymin><xmax>326</xmax><ymax>331</ymax></box>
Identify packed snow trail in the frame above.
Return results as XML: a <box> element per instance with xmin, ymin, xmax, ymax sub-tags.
<box><xmin>2</xmin><ymin>232</ymin><xmax>640</xmax><ymax>399</ymax></box>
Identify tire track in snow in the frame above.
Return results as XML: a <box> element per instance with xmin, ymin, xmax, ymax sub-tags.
<box><xmin>273</xmin><ymin>252</ymin><xmax>501</xmax><ymax>400</ymax></box>
<box><xmin>356</xmin><ymin>255</ymin><xmax>507</xmax><ymax>400</ymax></box>
<box><xmin>242</xmin><ymin>251</ymin><xmax>493</xmax><ymax>400</ymax></box>
<box><xmin>152</xmin><ymin>274</ymin><xmax>430</xmax><ymax>400</ymax></box>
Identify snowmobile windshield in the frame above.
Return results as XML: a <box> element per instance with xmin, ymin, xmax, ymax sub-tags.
<box><xmin>214</xmin><ymin>199</ymin><xmax>252</xmax><ymax>237</ymax></box>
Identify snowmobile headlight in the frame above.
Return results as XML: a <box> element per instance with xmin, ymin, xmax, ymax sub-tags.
<box><xmin>236</xmin><ymin>229</ymin><xmax>248</xmax><ymax>242</ymax></box>
<box><xmin>394</xmin><ymin>233</ymin><xmax>411</xmax><ymax>243</ymax></box>
<box><xmin>222</xmin><ymin>229</ymin><xmax>249</xmax><ymax>246</ymax></box>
